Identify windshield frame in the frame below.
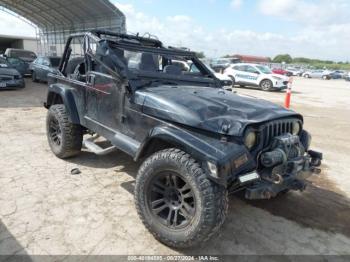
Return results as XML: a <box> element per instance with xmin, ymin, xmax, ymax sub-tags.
<box><xmin>102</xmin><ymin>40</ymin><xmax>220</xmax><ymax>90</ymax></box>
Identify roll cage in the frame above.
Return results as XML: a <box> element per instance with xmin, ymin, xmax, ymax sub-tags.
<box><xmin>59</xmin><ymin>30</ymin><xmax>221</xmax><ymax>91</ymax></box>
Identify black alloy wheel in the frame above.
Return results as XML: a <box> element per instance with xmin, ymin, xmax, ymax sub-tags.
<box><xmin>48</xmin><ymin>116</ymin><xmax>62</xmax><ymax>147</ymax></box>
<box><xmin>147</xmin><ymin>171</ymin><xmax>196</xmax><ymax>229</ymax></box>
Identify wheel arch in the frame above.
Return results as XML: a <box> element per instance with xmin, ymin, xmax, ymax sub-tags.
<box><xmin>259</xmin><ymin>78</ymin><xmax>273</xmax><ymax>85</ymax></box>
<box><xmin>134</xmin><ymin>125</ymin><xmax>241</xmax><ymax>186</ymax></box>
<box><xmin>45</xmin><ymin>84</ymin><xmax>80</xmax><ymax>124</ymax></box>
<box><xmin>135</xmin><ymin>128</ymin><xmax>209</xmax><ymax>162</ymax></box>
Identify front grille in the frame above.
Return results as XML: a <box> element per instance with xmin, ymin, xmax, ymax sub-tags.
<box><xmin>261</xmin><ymin>119</ymin><xmax>300</xmax><ymax>147</ymax></box>
<box><xmin>0</xmin><ymin>75</ymin><xmax>13</xmax><ymax>81</ymax></box>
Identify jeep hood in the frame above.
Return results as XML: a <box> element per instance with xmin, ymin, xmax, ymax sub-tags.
<box><xmin>136</xmin><ymin>86</ymin><xmax>302</xmax><ymax>136</ymax></box>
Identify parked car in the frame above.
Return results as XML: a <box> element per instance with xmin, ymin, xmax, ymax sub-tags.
<box><xmin>5</xmin><ymin>57</ymin><xmax>28</xmax><ymax>76</ymax></box>
<box><xmin>329</xmin><ymin>71</ymin><xmax>343</xmax><ymax>79</ymax></box>
<box><xmin>0</xmin><ymin>57</ymin><xmax>25</xmax><ymax>89</ymax></box>
<box><xmin>272</xmin><ymin>68</ymin><xmax>293</xmax><ymax>76</ymax></box>
<box><xmin>210</xmin><ymin>58</ymin><xmax>232</xmax><ymax>72</ymax></box>
<box><xmin>30</xmin><ymin>56</ymin><xmax>61</xmax><ymax>82</ymax></box>
<box><xmin>4</xmin><ymin>48</ymin><xmax>37</xmax><ymax>75</ymax></box>
<box><xmin>174</xmin><ymin>60</ymin><xmax>233</xmax><ymax>88</ymax></box>
<box><xmin>302</xmin><ymin>69</ymin><xmax>331</xmax><ymax>80</ymax></box>
<box><xmin>286</xmin><ymin>67</ymin><xmax>304</xmax><ymax>76</ymax></box>
<box><xmin>332</xmin><ymin>70</ymin><xmax>347</xmax><ymax>79</ymax></box>
<box><xmin>224</xmin><ymin>63</ymin><xmax>290</xmax><ymax>91</ymax></box>
<box><xmin>345</xmin><ymin>72</ymin><xmax>350</xmax><ymax>81</ymax></box>
<box><xmin>45</xmin><ymin>30</ymin><xmax>322</xmax><ymax>248</ymax></box>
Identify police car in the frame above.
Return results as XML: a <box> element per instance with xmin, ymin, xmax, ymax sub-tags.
<box><xmin>224</xmin><ymin>63</ymin><xmax>289</xmax><ymax>91</ymax></box>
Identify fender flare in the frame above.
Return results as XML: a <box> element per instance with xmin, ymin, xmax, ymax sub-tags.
<box><xmin>134</xmin><ymin>125</ymin><xmax>250</xmax><ymax>186</ymax></box>
<box><xmin>135</xmin><ymin>126</ymin><xmax>225</xmax><ymax>162</ymax></box>
<box><xmin>46</xmin><ymin>83</ymin><xmax>80</xmax><ymax>124</ymax></box>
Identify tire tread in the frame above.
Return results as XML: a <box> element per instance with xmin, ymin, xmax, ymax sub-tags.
<box><xmin>135</xmin><ymin>148</ymin><xmax>228</xmax><ymax>248</ymax></box>
<box><xmin>47</xmin><ymin>104</ymin><xmax>82</xmax><ymax>159</ymax></box>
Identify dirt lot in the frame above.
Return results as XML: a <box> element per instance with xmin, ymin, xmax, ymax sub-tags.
<box><xmin>1</xmin><ymin>78</ymin><xmax>350</xmax><ymax>256</ymax></box>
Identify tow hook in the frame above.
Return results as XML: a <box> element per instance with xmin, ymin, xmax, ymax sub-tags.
<box><xmin>271</xmin><ymin>173</ymin><xmax>283</xmax><ymax>184</ymax></box>
<box><xmin>262</xmin><ymin>172</ymin><xmax>284</xmax><ymax>185</ymax></box>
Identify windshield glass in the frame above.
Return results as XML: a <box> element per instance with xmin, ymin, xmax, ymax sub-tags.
<box><xmin>49</xmin><ymin>57</ymin><xmax>61</xmax><ymax>67</ymax></box>
<box><xmin>11</xmin><ymin>50</ymin><xmax>37</xmax><ymax>60</ymax></box>
<box><xmin>256</xmin><ymin>65</ymin><xmax>272</xmax><ymax>74</ymax></box>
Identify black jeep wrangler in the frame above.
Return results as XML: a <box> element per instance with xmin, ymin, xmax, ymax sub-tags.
<box><xmin>44</xmin><ymin>30</ymin><xmax>322</xmax><ymax>248</ymax></box>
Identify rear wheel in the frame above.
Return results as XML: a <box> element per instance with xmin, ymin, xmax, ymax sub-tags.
<box><xmin>260</xmin><ymin>79</ymin><xmax>273</xmax><ymax>91</ymax></box>
<box><xmin>46</xmin><ymin>104</ymin><xmax>83</xmax><ymax>159</ymax></box>
<box><xmin>135</xmin><ymin>148</ymin><xmax>228</xmax><ymax>248</ymax></box>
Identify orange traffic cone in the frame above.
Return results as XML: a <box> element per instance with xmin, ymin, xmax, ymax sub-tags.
<box><xmin>284</xmin><ymin>77</ymin><xmax>293</xmax><ymax>109</ymax></box>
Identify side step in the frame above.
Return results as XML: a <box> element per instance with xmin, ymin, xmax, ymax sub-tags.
<box><xmin>82</xmin><ymin>135</ymin><xmax>116</xmax><ymax>156</ymax></box>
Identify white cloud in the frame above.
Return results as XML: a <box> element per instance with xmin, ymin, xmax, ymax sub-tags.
<box><xmin>258</xmin><ymin>0</ymin><xmax>350</xmax><ymax>26</ymax></box>
<box><xmin>0</xmin><ymin>3</ymin><xmax>347</xmax><ymax>61</ymax></box>
<box><xmin>115</xmin><ymin>2</ymin><xmax>350</xmax><ymax>61</ymax></box>
<box><xmin>230</xmin><ymin>0</ymin><xmax>243</xmax><ymax>10</ymax></box>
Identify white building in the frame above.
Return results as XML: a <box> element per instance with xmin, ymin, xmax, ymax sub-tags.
<box><xmin>0</xmin><ymin>34</ymin><xmax>38</xmax><ymax>55</ymax></box>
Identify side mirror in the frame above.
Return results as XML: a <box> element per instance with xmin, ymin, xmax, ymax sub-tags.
<box><xmin>254</xmin><ymin>71</ymin><xmax>260</xmax><ymax>75</ymax></box>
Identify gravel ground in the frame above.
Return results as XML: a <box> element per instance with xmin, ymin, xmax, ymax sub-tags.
<box><xmin>0</xmin><ymin>78</ymin><xmax>350</xmax><ymax>256</ymax></box>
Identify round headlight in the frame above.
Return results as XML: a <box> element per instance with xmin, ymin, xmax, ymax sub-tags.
<box><xmin>244</xmin><ymin>131</ymin><xmax>257</xmax><ymax>149</ymax></box>
<box><xmin>292</xmin><ymin>122</ymin><xmax>301</xmax><ymax>135</ymax></box>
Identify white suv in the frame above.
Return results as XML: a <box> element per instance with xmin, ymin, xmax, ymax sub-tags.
<box><xmin>224</xmin><ymin>63</ymin><xmax>289</xmax><ymax>91</ymax></box>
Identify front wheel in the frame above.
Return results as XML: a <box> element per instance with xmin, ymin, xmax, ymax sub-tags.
<box><xmin>46</xmin><ymin>104</ymin><xmax>83</xmax><ymax>159</ymax></box>
<box><xmin>260</xmin><ymin>79</ymin><xmax>274</xmax><ymax>91</ymax></box>
<box><xmin>135</xmin><ymin>148</ymin><xmax>228</xmax><ymax>248</ymax></box>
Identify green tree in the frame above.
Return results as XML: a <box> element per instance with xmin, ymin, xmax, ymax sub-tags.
<box><xmin>273</xmin><ymin>54</ymin><xmax>292</xmax><ymax>63</ymax></box>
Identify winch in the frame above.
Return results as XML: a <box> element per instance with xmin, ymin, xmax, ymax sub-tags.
<box><xmin>261</xmin><ymin>133</ymin><xmax>304</xmax><ymax>168</ymax></box>
<box><xmin>244</xmin><ymin>133</ymin><xmax>322</xmax><ymax>199</ymax></box>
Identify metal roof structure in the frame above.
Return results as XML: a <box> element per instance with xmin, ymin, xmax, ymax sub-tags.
<box><xmin>0</xmin><ymin>0</ymin><xmax>126</xmax><ymax>55</ymax></box>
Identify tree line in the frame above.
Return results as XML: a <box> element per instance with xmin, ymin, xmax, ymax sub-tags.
<box><xmin>272</xmin><ymin>54</ymin><xmax>350</xmax><ymax>70</ymax></box>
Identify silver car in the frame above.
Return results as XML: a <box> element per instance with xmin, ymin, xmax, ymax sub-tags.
<box><xmin>302</xmin><ymin>69</ymin><xmax>331</xmax><ymax>80</ymax></box>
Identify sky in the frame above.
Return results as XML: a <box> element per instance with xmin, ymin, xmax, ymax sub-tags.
<box><xmin>0</xmin><ymin>0</ymin><xmax>349</xmax><ymax>61</ymax></box>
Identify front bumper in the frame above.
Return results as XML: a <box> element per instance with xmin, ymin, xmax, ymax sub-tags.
<box><xmin>273</xmin><ymin>80</ymin><xmax>288</xmax><ymax>90</ymax></box>
<box><xmin>0</xmin><ymin>79</ymin><xmax>25</xmax><ymax>89</ymax></box>
<box><xmin>244</xmin><ymin>150</ymin><xmax>322</xmax><ymax>199</ymax></box>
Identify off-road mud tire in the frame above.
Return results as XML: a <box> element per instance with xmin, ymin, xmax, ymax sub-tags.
<box><xmin>46</xmin><ymin>104</ymin><xmax>83</xmax><ymax>159</ymax></box>
<box><xmin>135</xmin><ymin>148</ymin><xmax>228</xmax><ymax>248</ymax></box>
